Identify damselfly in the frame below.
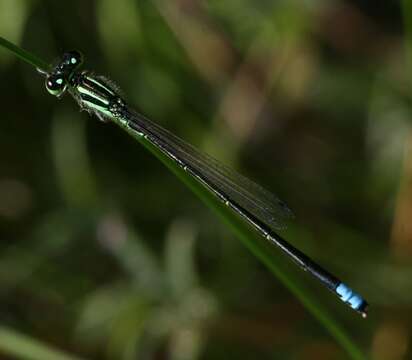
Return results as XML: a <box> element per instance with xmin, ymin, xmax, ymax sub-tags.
<box><xmin>39</xmin><ymin>51</ymin><xmax>368</xmax><ymax>317</ymax></box>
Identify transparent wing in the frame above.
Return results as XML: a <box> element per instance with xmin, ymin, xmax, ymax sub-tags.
<box><xmin>126</xmin><ymin>108</ymin><xmax>294</xmax><ymax>230</ymax></box>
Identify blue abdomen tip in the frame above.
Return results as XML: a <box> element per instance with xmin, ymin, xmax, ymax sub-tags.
<box><xmin>336</xmin><ymin>283</ymin><xmax>368</xmax><ymax>316</ymax></box>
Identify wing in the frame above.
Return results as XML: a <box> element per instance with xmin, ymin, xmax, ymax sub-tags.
<box><xmin>125</xmin><ymin>108</ymin><xmax>294</xmax><ymax>231</ymax></box>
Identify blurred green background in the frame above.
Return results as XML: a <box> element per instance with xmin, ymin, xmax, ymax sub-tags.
<box><xmin>0</xmin><ymin>0</ymin><xmax>411</xmax><ymax>359</ymax></box>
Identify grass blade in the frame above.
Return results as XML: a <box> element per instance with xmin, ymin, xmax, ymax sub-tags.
<box><xmin>118</xmin><ymin>121</ymin><xmax>368</xmax><ymax>360</ymax></box>
<box><xmin>0</xmin><ymin>36</ymin><xmax>49</xmax><ymax>71</ymax></box>
<box><xmin>0</xmin><ymin>326</ymin><xmax>85</xmax><ymax>360</ymax></box>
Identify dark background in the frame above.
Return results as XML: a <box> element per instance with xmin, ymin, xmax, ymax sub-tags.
<box><xmin>0</xmin><ymin>0</ymin><xmax>411</xmax><ymax>359</ymax></box>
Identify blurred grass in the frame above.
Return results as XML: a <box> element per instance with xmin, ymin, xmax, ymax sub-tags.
<box><xmin>0</xmin><ymin>326</ymin><xmax>84</xmax><ymax>360</ymax></box>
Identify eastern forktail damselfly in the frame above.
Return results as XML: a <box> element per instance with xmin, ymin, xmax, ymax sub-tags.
<box><xmin>39</xmin><ymin>50</ymin><xmax>368</xmax><ymax>317</ymax></box>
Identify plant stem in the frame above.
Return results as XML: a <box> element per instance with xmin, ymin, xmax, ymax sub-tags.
<box><xmin>0</xmin><ymin>36</ymin><xmax>49</xmax><ymax>72</ymax></box>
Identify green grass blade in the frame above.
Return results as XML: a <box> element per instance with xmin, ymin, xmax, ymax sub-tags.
<box><xmin>0</xmin><ymin>37</ymin><xmax>368</xmax><ymax>360</ymax></box>
<box><xmin>0</xmin><ymin>326</ymin><xmax>85</xmax><ymax>360</ymax></box>
<box><xmin>0</xmin><ymin>36</ymin><xmax>49</xmax><ymax>72</ymax></box>
<box><xmin>117</xmin><ymin>122</ymin><xmax>368</xmax><ymax>360</ymax></box>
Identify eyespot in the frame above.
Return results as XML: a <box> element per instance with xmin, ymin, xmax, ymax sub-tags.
<box><xmin>45</xmin><ymin>73</ymin><xmax>67</xmax><ymax>97</ymax></box>
<box><xmin>62</xmin><ymin>50</ymin><xmax>83</xmax><ymax>71</ymax></box>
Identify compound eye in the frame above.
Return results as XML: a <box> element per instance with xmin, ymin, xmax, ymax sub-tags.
<box><xmin>45</xmin><ymin>74</ymin><xmax>67</xmax><ymax>97</ymax></box>
<box><xmin>63</xmin><ymin>50</ymin><xmax>83</xmax><ymax>69</ymax></box>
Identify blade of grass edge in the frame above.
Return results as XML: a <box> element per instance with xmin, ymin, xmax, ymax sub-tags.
<box><xmin>0</xmin><ymin>326</ymin><xmax>86</xmax><ymax>360</ymax></box>
<box><xmin>119</xmin><ymin>123</ymin><xmax>367</xmax><ymax>360</ymax></box>
<box><xmin>0</xmin><ymin>36</ymin><xmax>49</xmax><ymax>71</ymax></box>
<box><xmin>0</xmin><ymin>38</ymin><xmax>367</xmax><ymax>360</ymax></box>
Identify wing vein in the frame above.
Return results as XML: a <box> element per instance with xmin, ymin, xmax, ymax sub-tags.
<box><xmin>126</xmin><ymin>108</ymin><xmax>293</xmax><ymax>230</ymax></box>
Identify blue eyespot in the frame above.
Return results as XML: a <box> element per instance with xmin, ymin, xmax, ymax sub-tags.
<box><xmin>45</xmin><ymin>73</ymin><xmax>67</xmax><ymax>97</ymax></box>
<box><xmin>62</xmin><ymin>50</ymin><xmax>83</xmax><ymax>72</ymax></box>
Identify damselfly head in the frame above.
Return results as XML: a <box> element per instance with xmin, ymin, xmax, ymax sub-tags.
<box><xmin>44</xmin><ymin>50</ymin><xmax>83</xmax><ymax>98</ymax></box>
